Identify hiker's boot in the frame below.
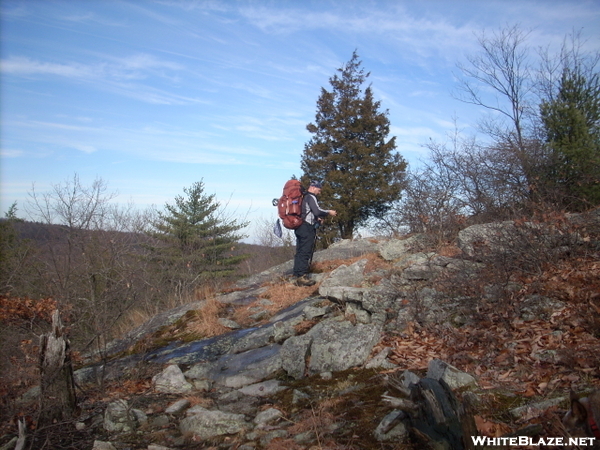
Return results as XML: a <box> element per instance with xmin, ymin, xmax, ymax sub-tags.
<box><xmin>294</xmin><ymin>275</ymin><xmax>316</xmax><ymax>287</ymax></box>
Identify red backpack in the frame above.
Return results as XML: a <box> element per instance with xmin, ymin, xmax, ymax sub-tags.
<box><xmin>277</xmin><ymin>180</ymin><xmax>304</xmax><ymax>229</ymax></box>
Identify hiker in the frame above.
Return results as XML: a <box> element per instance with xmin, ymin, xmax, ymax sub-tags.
<box><xmin>293</xmin><ymin>181</ymin><xmax>337</xmax><ymax>286</ymax></box>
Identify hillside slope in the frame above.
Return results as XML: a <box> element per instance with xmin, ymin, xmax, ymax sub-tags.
<box><xmin>1</xmin><ymin>211</ymin><xmax>599</xmax><ymax>449</ymax></box>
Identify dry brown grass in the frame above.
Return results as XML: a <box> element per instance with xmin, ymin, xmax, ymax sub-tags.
<box><xmin>112</xmin><ymin>307</ymin><xmax>155</xmax><ymax>340</ymax></box>
<box><xmin>232</xmin><ymin>282</ymin><xmax>319</xmax><ymax>327</ymax></box>
<box><xmin>264</xmin><ymin>439</ymin><xmax>304</xmax><ymax>450</ymax></box>
<box><xmin>278</xmin><ymin>397</ymin><xmax>345</xmax><ymax>450</ymax></box>
<box><xmin>437</xmin><ymin>243</ymin><xmax>463</xmax><ymax>257</ymax></box>
<box><xmin>312</xmin><ymin>252</ymin><xmax>392</xmax><ymax>275</ymax></box>
<box><xmin>286</xmin><ymin>398</ymin><xmax>341</xmax><ymax>435</ymax></box>
<box><xmin>260</xmin><ymin>283</ymin><xmax>319</xmax><ymax>312</ymax></box>
<box><xmin>112</xmin><ymin>285</ymin><xmax>221</xmax><ymax>341</ymax></box>
<box><xmin>185</xmin><ymin>297</ymin><xmax>228</xmax><ymax>338</ymax></box>
<box><xmin>184</xmin><ymin>395</ymin><xmax>214</xmax><ymax>409</ymax></box>
<box><xmin>294</xmin><ymin>318</ymin><xmax>320</xmax><ymax>335</ymax></box>
<box><xmin>194</xmin><ymin>283</ymin><xmax>221</xmax><ymax>301</ymax></box>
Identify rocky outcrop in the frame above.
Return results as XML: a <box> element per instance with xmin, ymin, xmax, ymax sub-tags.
<box><xmin>60</xmin><ymin>225</ymin><xmax>582</xmax><ymax>449</ymax></box>
<box><xmin>456</xmin><ymin>211</ymin><xmax>598</xmax><ymax>259</ymax></box>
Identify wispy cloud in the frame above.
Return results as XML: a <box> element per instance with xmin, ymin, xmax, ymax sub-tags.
<box><xmin>235</xmin><ymin>2</ymin><xmax>598</xmax><ymax>67</ymax></box>
<box><xmin>6</xmin><ymin>117</ymin><xmax>273</xmax><ymax>163</ymax></box>
<box><xmin>155</xmin><ymin>0</ymin><xmax>232</xmax><ymax>14</ymax></box>
<box><xmin>236</xmin><ymin>4</ymin><xmax>454</xmax><ymax>39</ymax></box>
<box><xmin>2</xmin><ymin>56</ymin><xmax>95</xmax><ymax>77</ymax></box>
<box><xmin>2</xmin><ymin>53</ymin><xmax>183</xmax><ymax>79</ymax></box>
<box><xmin>1</xmin><ymin>53</ymin><xmax>202</xmax><ymax>105</ymax></box>
<box><xmin>5</xmin><ymin>120</ymin><xmax>101</xmax><ymax>154</ymax></box>
<box><xmin>208</xmin><ymin>113</ymin><xmax>308</xmax><ymax>143</ymax></box>
<box><xmin>60</xmin><ymin>11</ymin><xmax>126</xmax><ymax>27</ymax></box>
<box><xmin>9</xmin><ymin>119</ymin><xmax>100</xmax><ymax>133</ymax></box>
<box><xmin>235</xmin><ymin>4</ymin><xmax>479</xmax><ymax>66</ymax></box>
<box><xmin>391</xmin><ymin>125</ymin><xmax>442</xmax><ymax>141</ymax></box>
<box><xmin>100</xmin><ymin>80</ymin><xmax>208</xmax><ymax>105</ymax></box>
<box><xmin>116</xmin><ymin>53</ymin><xmax>182</xmax><ymax>72</ymax></box>
<box><xmin>0</xmin><ymin>148</ymin><xmax>24</xmax><ymax>158</ymax></box>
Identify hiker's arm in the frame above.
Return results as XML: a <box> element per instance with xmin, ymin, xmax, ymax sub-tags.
<box><xmin>307</xmin><ymin>195</ymin><xmax>336</xmax><ymax>219</ymax></box>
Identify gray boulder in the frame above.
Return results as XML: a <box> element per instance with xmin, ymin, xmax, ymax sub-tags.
<box><xmin>427</xmin><ymin>359</ymin><xmax>478</xmax><ymax>390</ymax></box>
<box><xmin>180</xmin><ymin>407</ymin><xmax>250</xmax><ymax>439</ymax></box>
<box><xmin>400</xmin><ymin>255</ymin><xmax>483</xmax><ymax>282</ymax></box>
<box><xmin>92</xmin><ymin>442</ymin><xmax>117</xmax><ymax>450</ymax></box>
<box><xmin>280</xmin><ymin>334</ymin><xmax>312</xmax><ymax>379</ymax></box>
<box><xmin>218</xmin><ymin>318</ymin><xmax>242</xmax><ymax>329</ymax></box>
<box><xmin>103</xmin><ymin>399</ymin><xmax>147</xmax><ymax>433</ymax></box>
<box><xmin>269</xmin><ymin>297</ymin><xmax>323</xmax><ymax>322</ymax></box>
<box><xmin>306</xmin><ymin>318</ymin><xmax>381</xmax><ymax>375</ymax></box>
<box><xmin>313</xmin><ymin>238</ymin><xmax>380</xmax><ymax>262</ymax></box>
<box><xmin>272</xmin><ymin>315</ymin><xmax>304</xmax><ymax>343</ymax></box>
<box><xmin>456</xmin><ymin>220</ymin><xmax>578</xmax><ymax>259</ymax></box>
<box><xmin>509</xmin><ymin>397</ymin><xmax>565</xmax><ymax>420</ymax></box>
<box><xmin>165</xmin><ymin>398</ymin><xmax>191</xmax><ymax>415</ymax></box>
<box><xmin>345</xmin><ymin>302</ymin><xmax>372</xmax><ymax>324</ymax></box>
<box><xmin>374</xmin><ymin>410</ymin><xmax>409</xmax><ymax>442</ymax></box>
<box><xmin>457</xmin><ymin>221</ymin><xmax>515</xmax><ymax>258</ymax></box>
<box><xmin>238</xmin><ymin>379</ymin><xmax>286</xmax><ymax>397</ymax></box>
<box><xmin>378</xmin><ymin>234</ymin><xmax>427</xmax><ymax>261</ymax></box>
<box><xmin>320</xmin><ymin>286</ymin><xmax>365</xmax><ymax>303</ymax></box>
<box><xmin>518</xmin><ymin>295</ymin><xmax>566</xmax><ymax>321</ymax></box>
<box><xmin>253</xmin><ymin>407</ymin><xmax>284</xmax><ymax>428</ymax></box>
<box><xmin>365</xmin><ymin>347</ymin><xmax>397</xmax><ymax>370</ymax></box>
<box><xmin>319</xmin><ymin>258</ymin><xmax>370</xmax><ymax>303</ymax></box>
<box><xmin>152</xmin><ymin>364</ymin><xmax>193</xmax><ymax>394</ymax></box>
<box><xmin>209</xmin><ymin>344</ymin><xmax>282</xmax><ymax>388</ymax></box>
<box><xmin>320</xmin><ymin>259</ymin><xmax>368</xmax><ymax>290</ymax></box>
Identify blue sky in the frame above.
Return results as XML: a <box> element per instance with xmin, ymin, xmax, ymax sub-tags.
<box><xmin>2</xmin><ymin>0</ymin><xmax>599</xmax><ymax>242</ymax></box>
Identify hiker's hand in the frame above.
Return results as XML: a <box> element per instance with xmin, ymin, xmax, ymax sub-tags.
<box><xmin>329</xmin><ymin>210</ymin><xmax>337</xmax><ymax>217</ymax></box>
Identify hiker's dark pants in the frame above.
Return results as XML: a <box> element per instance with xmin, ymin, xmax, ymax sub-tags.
<box><xmin>293</xmin><ymin>222</ymin><xmax>316</xmax><ymax>277</ymax></box>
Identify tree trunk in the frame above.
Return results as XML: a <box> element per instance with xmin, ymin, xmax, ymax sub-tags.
<box><xmin>339</xmin><ymin>220</ymin><xmax>354</xmax><ymax>240</ymax></box>
<box><xmin>38</xmin><ymin>309</ymin><xmax>77</xmax><ymax>427</ymax></box>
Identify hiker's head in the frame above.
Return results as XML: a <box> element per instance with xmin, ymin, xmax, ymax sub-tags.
<box><xmin>308</xmin><ymin>180</ymin><xmax>322</xmax><ymax>194</ymax></box>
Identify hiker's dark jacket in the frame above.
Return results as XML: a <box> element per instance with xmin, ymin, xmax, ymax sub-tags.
<box><xmin>302</xmin><ymin>192</ymin><xmax>329</xmax><ymax>225</ymax></box>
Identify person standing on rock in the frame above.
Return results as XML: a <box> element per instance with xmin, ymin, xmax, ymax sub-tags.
<box><xmin>293</xmin><ymin>181</ymin><xmax>337</xmax><ymax>286</ymax></box>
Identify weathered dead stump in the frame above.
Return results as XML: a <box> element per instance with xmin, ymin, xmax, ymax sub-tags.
<box><xmin>37</xmin><ymin>309</ymin><xmax>77</xmax><ymax>427</ymax></box>
<box><xmin>408</xmin><ymin>377</ymin><xmax>477</xmax><ymax>450</ymax></box>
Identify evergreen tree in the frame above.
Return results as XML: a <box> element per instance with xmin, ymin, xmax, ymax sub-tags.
<box><xmin>540</xmin><ymin>67</ymin><xmax>600</xmax><ymax>210</ymax></box>
<box><xmin>0</xmin><ymin>202</ymin><xmax>36</xmax><ymax>295</ymax></box>
<box><xmin>149</xmin><ymin>181</ymin><xmax>248</xmax><ymax>294</ymax></box>
<box><xmin>301</xmin><ymin>51</ymin><xmax>407</xmax><ymax>239</ymax></box>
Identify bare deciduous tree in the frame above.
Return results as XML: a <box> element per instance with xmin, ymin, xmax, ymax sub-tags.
<box><xmin>25</xmin><ymin>174</ymin><xmax>153</xmax><ymax>352</ymax></box>
<box><xmin>454</xmin><ymin>25</ymin><xmax>600</xmax><ymax>214</ymax></box>
<box><xmin>376</xmin><ymin>119</ymin><xmax>539</xmax><ymax>241</ymax></box>
<box><xmin>454</xmin><ymin>24</ymin><xmax>536</xmax><ymax>150</ymax></box>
